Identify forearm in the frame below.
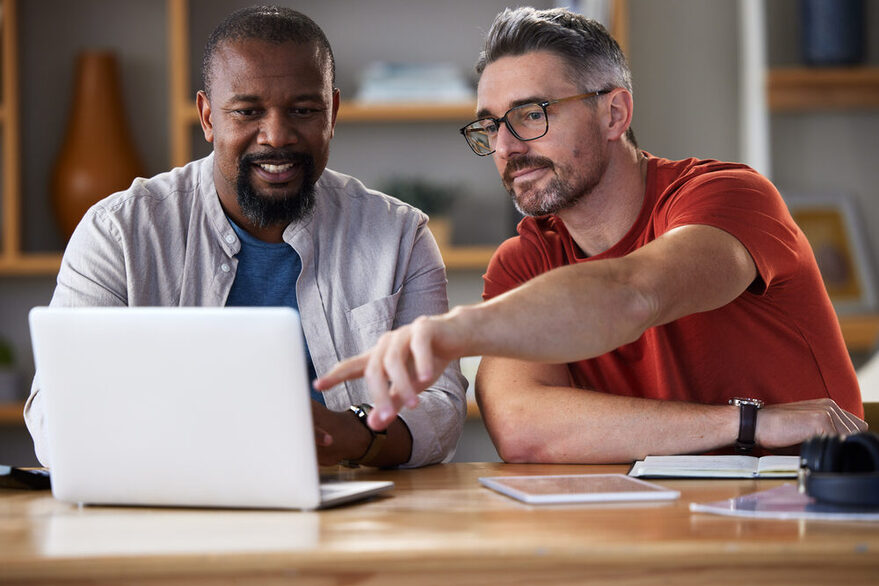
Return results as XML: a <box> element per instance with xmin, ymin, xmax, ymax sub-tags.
<box><xmin>481</xmin><ymin>385</ymin><xmax>739</xmax><ymax>464</ymax></box>
<box><xmin>460</xmin><ymin>225</ymin><xmax>758</xmax><ymax>364</ymax></box>
<box><xmin>477</xmin><ymin>359</ymin><xmax>867</xmax><ymax>464</ymax></box>
<box><xmin>315</xmin><ymin>405</ymin><xmax>413</xmax><ymax>468</ymax></box>
<box><xmin>476</xmin><ymin>358</ymin><xmax>740</xmax><ymax>463</ymax></box>
<box><xmin>448</xmin><ymin>262</ymin><xmax>656</xmax><ymax>364</ymax></box>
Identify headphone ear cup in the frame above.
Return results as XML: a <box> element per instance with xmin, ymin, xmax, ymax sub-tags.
<box><xmin>820</xmin><ymin>434</ymin><xmax>842</xmax><ymax>472</ymax></box>
<box><xmin>800</xmin><ymin>434</ymin><xmax>834</xmax><ymax>472</ymax></box>
<box><xmin>803</xmin><ymin>432</ymin><xmax>879</xmax><ymax>507</ymax></box>
<box><xmin>837</xmin><ymin>432</ymin><xmax>879</xmax><ymax>473</ymax></box>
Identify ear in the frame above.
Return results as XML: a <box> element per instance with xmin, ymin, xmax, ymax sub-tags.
<box><xmin>605</xmin><ymin>88</ymin><xmax>633</xmax><ymax>143</ymax></box>
<box><xmin>196</xmin><ymin>90</ymin><xmax>214</xmax><ymax>143</ymax></box>
<box><xmin>329</xmin><ymin>88</ymin><xmax>341</xmax><ymax>139</ymax></box>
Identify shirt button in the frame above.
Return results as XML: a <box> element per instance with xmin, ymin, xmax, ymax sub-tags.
<box><xmin>220</xmin><ymin>263</ymin><xmax>231</xmax><ymax>273</ymax></box>
<box><xmin>225</xmin><ymin>234</ymin><xmax>235</xmax><ymax>244</ymax></box>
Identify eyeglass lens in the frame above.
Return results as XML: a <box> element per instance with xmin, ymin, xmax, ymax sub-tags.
<box><xmin>464</xmin><ymin>102</ymin><xmax>549</xmax><ymax>155</ymax></box>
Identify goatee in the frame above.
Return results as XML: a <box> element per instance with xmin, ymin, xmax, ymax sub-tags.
<box><xmin>503</xmin><ymin>155</ymin><xmax>580</xmax><ymax>217</ymax></box>
<box><xmin>236</xmin><ymin>150</ymin><xmax>316</xmax><ymax>229</ymax></box>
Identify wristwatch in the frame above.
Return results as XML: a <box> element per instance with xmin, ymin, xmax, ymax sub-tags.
<box><xmin>729</xmin><ymin>397</ymin><xmax>764</xmax><ymax>454</ymax></box>
<box><xmin>342</xmin><ymin>404</ymin><xmax>387</xmax><ymax>468</ymax></box>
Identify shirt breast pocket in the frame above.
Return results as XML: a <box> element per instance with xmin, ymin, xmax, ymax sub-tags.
<box><xmin>346</xmin><ymin>288</ymin><xmax>403</xmax><ymax>348</ymax></box>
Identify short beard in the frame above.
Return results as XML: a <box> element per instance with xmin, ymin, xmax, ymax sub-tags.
<box><xmin>503</xmin><ymin>155</ymin><xmax>583</xmax><ymax>217</ymax></box>
<box><xmin>236</xmin><ymin>151</ymin><xmax>317</xmax><ymax>229</ymax></box>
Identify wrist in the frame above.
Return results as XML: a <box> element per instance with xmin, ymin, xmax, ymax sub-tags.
<box><xmin>728</xmin><ymin>397</ymin><xmax>764</xmax><ymax>454</ymax></box>
<box><xmin>342</xmin><ymin>404</ymin><xmax>388</xmax><ymax>467</ymax></box>
<box><xmin>435</xmin><ymin>305</ymin><xmax>483</xmax><ymax>358</ymax></box>
<box><xmin>444</xmin><ymin>303</ymin><xmax>484</xmax><ymax>357</ymax></box>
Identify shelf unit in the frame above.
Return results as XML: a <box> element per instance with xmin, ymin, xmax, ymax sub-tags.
<box><xmin>768</xmin><ymin>66</ymin><xmax>879</xmax><ymax>111</ymax></box>
<box><xmin>765</xmin><ymin>64</ymin><xmax>879</xmax><ymax>349</ymax></box>
<box><xmin>0</xmin><ymin>0</ymin><xmax>496</xmax><ymax>276</ymax></box>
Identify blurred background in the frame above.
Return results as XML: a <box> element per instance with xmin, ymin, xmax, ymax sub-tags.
<box><xmin>1</xmin><ymin>0</ymin><xmax>877</xmax><ymax>464</ymax></box>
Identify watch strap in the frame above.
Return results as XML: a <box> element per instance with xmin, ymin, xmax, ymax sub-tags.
<box><xmin>342</xmin><ymin>404</ymin><xmax>387</xmax><ymax>467</ymax></box>
<box><xmin>729</xmin><ymin>398</ymin><xmax>763</xmax><ymax>454</ymax></box>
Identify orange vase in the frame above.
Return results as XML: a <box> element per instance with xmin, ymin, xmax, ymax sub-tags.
<box><xmin>51</xmin><ymin>51</ymin><xmax>144</xmax><ymax>239</ymax></box>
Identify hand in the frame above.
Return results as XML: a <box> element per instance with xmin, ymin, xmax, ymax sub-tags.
<box><xmin>311</xmin><ymin>401</ymin><xmax>371</xmax><ymax>466</ymax></box>
<box><xmin>314</xmin><ymin>313</ymin><xmax>467</xmax><ymax>431</ymax></box>
<box><xmin>756</xmin><ymin>398</ymin><xmax>867</xmax><ymax>450</ymax></box>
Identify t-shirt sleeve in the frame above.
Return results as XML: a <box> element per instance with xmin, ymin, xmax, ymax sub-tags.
<box><xmin>656</xmin><ymin>166</ymin><xmax>803</xmax><ymax>295</ymax></box>
<box><xmin>483</xmin><ymin>232</ymin><xmax>551</xmax><ymax>301</ymax></box>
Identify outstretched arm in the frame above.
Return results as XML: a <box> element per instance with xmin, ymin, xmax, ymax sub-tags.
<box><xmin>316</xmin><ymin>224</ymin><xmax>866</xmax><ymax>449</ymax></box>
<box><xmin>317</xmin><ymin>224</ymin><xmax>753</xmax><ymax>427</ymax></box>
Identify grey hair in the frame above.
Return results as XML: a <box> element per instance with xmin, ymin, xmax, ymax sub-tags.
<box><xmin>476</xmin><ymin>7</ymin><xmax>636</xmax><ymax>145</ymax></box>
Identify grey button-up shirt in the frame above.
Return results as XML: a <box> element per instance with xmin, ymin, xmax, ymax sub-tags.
<box><xmin>25</xmin><ymin>154</ymin><xmax>467</xmax><ymax>468</ymax></box>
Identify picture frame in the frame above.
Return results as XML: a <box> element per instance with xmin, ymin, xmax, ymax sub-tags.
<box><xmin>785</xmin><ymin>193</ymin><xmax>878</xmax><ymax>314</ymax></box>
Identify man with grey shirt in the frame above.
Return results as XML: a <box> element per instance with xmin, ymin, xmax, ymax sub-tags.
<box><xmin>25</xmin><ymin>5</ymin><xmax>466</xmax><ymax>468</ymax></box>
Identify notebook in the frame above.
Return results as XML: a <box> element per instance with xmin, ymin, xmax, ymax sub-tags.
<box><xmin>28</xmin><ymin>306</ymin><xmax>393</xmax><ymax>510</ymax></box>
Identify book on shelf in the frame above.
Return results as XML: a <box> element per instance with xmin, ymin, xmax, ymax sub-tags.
<box><xmin>355</xmin><ymin>62</ymin><xmax>474</xmax><ymax>104</ymax></box>
<box><xmin>628</xmin><ymin>454</ymin><xmax>800</xmax><ymax>479</ymax></box>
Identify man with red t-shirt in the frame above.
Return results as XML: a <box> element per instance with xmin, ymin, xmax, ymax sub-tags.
<box><xmin>317</xmin><ymin>7</ymin><xmax>866</xmax><ymax>463</ymax></box>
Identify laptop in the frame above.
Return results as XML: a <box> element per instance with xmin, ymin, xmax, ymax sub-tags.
<box><xmin>28</xmin><ymin>306</ymin><xmax>393</xmax><ymax>510</ymax></box>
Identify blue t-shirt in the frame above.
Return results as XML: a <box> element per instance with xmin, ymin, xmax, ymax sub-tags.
<box><xmin>224</xmin><ymin>219</ymin><xmax>323</xmax><ymax>405</ymax></box>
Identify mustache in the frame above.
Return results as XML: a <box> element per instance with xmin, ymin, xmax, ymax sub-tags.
<box><xmin>502</xmin><ymin>155</ymin><xmax>555</xmax><ymax>185</ymax></box>
<box><xmin>241</xmin><ymin>149</ymin><xmax>313</xmax><ymax>166</ymax></box>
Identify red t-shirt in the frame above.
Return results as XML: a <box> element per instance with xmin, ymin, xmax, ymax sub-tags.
<box><xmin>483</xmin><ymin>155</ymin><xmax>862</xmax><ymax>416</ymax></box>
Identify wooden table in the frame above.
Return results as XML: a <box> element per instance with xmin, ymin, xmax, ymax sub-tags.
<box><xmin>1</xmin><ymin>462</ymin><xmax>877</xmax><ymax>585</ymax></box>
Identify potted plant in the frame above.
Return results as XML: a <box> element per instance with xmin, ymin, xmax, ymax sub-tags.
<box><xmin>380</xmin><ymin>177</ymin><xmax>457</xmax><ymax>248</ymax></box>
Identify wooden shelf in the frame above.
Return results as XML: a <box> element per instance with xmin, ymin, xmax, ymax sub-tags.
<box><xmin>768</xmin><ymin>67</ymin><xmax>879</xmax><ymax>111</ymax></box>
<box><xmin>0</xmin><ymin>401</ymin><xmax>24</xmax><ymax>425</ymax></box>
<box><xmin>339</xmin><ymin>101</ymin><xmax>475</xmax><ymax>123</ymax></box>
<box><xmin>0</xmin><ymin>246</ymin><xmax>493</xmax><ymax>274</ymax></box>
<box><xmin>0</xmin><ymin>253</ymin><xmax>62</xmax><ymax>276</ymax></box>
<box><xmin>837</xmin><ymin>313</ymin><xmax>879</xmax><ymax>353</ymax></box>
<box><xmin>441</xmin><ymin>246</ymin><xmax>496</xmax><ymax>270</ymax></box>
<box><xmin>0</xmin><ymin>248</ymin><xmax>493</xmax><ymax>275</ymax></box>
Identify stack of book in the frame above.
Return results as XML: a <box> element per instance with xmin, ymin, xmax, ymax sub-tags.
<box><xmin>355</xmin><ymin>62</ymin><xmax>474</xmax><ymax>104</ymax></box>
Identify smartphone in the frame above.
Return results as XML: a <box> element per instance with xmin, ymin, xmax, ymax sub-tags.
<box><xmin>0</xmin><ymin>465</ymin><xmax>51</xmax><ymax>490</ymax></box>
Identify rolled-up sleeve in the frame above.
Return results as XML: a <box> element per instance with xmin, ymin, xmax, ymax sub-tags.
<box><xmin>391</xmin><ymin>221</ymin><xmax>467</xmax><ymax>467</ymax></box>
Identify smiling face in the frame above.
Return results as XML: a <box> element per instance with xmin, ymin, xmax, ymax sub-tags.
<box><xmin>197</xmin><ymin>38</ymin><xmax>339</xmax><ymax>236</ymax></box>
<box><xmin>477</xmin><ymin>50</ymin><xmax>609</xmax><ymax>217</ymax></box>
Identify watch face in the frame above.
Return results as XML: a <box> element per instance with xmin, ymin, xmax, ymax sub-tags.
<box><xmin>730</xmin><ymin>397</ymin><xmax>764</xmax><ymax>408</ymax></box>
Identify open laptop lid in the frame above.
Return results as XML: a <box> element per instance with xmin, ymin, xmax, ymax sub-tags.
<box><xmin>29</xmin><ymin>306</ymin><xmax>328</xmax><ymax>509</ymax></box>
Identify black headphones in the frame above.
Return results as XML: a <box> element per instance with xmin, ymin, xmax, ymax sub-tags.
<box><xmin>799</xmin><ymin>432</ymin><xmax>879</xmax><ymax>507</ymax></box>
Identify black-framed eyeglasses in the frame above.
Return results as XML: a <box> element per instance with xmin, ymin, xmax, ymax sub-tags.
<box><xmin>459</xmin><ymin>90</ymin><xmax>612</xmax><ymax>156</ymax></box>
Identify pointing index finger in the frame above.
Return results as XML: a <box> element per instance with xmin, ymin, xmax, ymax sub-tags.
<box><xmin>314</xmin><ymin>354</ymin><xmax>370</xmax><ymax>390</ymax></box>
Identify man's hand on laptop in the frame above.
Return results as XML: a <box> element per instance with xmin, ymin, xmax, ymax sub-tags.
<box><xmin>314</xmin><ymin>314</ymin><xmax>467</xmax><ymax>431</ymax></box>
<box><xmin>311</xmin><ymin>401</ymin><xmax>373</xmax><ymax>466</ymax></box>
